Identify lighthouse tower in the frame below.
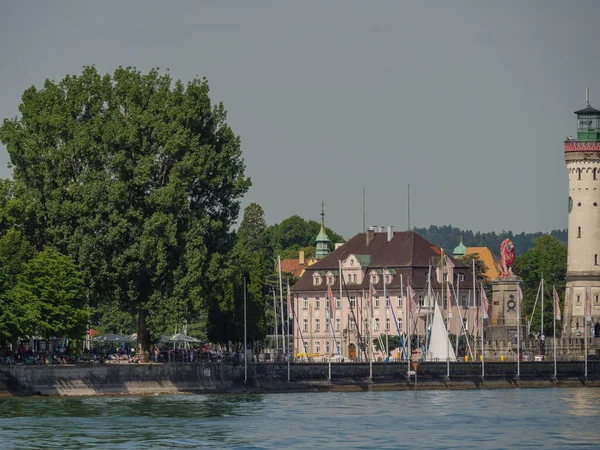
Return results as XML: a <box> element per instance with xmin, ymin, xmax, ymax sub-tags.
<box><xmin>564</xmin><ymin>88</ymin><xmax>600</xmax><ymax>337</ymax></box>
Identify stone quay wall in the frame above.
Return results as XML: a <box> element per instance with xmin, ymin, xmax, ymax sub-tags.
<box><xmin>1</xmin><ymin>360</ymin><xmax>599</xmax><ymax>397</ymax></box>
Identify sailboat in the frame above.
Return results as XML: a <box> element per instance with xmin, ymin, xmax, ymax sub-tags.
<box><xmin>425</xmin><ymin>300</ymin><xmax>457</xmax><ymax>361</ymax></box>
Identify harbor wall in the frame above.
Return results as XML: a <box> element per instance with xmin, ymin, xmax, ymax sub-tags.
<box><xmin>1</xmin><ymin>361</ymin><xmax>599</xmax><ymax>397</ymax></box>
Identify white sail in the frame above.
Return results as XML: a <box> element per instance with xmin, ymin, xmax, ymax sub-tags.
<box><xmin>425</xmin><ymin>300</ymin><xmax>456</xmax><ymax>361</ymax></box>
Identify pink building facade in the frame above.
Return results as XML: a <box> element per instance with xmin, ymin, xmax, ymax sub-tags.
<box><xmin>291</xmin><ymin>229</ymin><xmax>480</xmax><ymax>360</ymax></box>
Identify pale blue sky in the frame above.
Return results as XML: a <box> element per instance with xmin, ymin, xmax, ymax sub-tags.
<box><xmin>1</xmin><ymin>1</ymin><xmax>599</xmax><ymax>238</ymax></box>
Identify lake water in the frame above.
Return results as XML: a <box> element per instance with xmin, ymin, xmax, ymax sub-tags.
<box><xmin>1</xmin><ymin>388</ymin><xmax>599</xmax><ymax>449</ymax></box>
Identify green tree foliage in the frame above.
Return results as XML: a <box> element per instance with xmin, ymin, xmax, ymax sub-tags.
<box><xmin>7</xmin><ymin>248</ymin><xmax>89</xmax><ymax>341</ymax></box>
<box><xmin>414</xmin><ymin>225</ymin><xmax>567</xmax><ymax>256</ymax></box>
<box><xmin>0</xmin><ymin>66</ymin><xmax>250</xmax><ymax>349</ymax></box>
<box><xmin>514</xmin><ymin>235</ymin><xmax>567</xmax><ymax>336</ymax></box>
<box><xmin>237</xmin><ymin>203</ymin><xmax>267</xmax><ymax>253</ymax></box>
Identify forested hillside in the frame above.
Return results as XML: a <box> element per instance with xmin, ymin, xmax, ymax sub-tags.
<box><xmin>413</xmin><ymin>225</ymin><xmax>567</xmax><ymax>257</ymax></box>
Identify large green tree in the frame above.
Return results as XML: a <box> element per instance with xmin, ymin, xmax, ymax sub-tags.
<box><xmin>0</xmin><ymin>66</ymin><xmax>251</xmax><ymax>351</ymax></box>
<box><xmin>7</xmin><ymin>248</ymin><xmax>89</xmax><ymax>341</ymax></box>
<box><xmin>514</xmin><ymin>235</ymin><xmax>567</xmax><ymax>336</ymax></box>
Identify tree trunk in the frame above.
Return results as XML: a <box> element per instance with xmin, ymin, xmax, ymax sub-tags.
<box><xmin>137</xmin><ymin>308</ymin><xmax>150</xmax><ymax>362</ymax></box>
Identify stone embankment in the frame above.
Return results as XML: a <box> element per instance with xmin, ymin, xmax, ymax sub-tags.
<box><xmin>0</xmin><ymin>361</ymin><xmax>598</xmax><ymax>397</ymax></box>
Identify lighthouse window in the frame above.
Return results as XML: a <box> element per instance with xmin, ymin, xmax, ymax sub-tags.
<box><xmin>594</xmin><ymin>203</ymin><xmax>598</xmax><ymax>207</ymax></box>
<box><xmin>578</xmin><ymin>202</ymin><xmax>582</xmax><ymax>207</ymax></box>
<box><xmin>596</xmin><ymin>254</ymin><xmax>598</xmax><ymax>266</ymax></box>
<box><xmin>594</xmin><ymin>168</ymin><xmax>597</xmax><ymax>181</ymax></box>
<box><xmin>577</xmin><ymin>295</ymin><xmax>581</xmax><ymax>304</ymax></box>
<box><xmin>578</xmin><ymin>227</ymin><xmax>581</xmax><ymax>238</ymax></box>
<box><xmin>578</xmin><ymin>169</ymin><xmax>582</xmax><ymax>180</ymax></box>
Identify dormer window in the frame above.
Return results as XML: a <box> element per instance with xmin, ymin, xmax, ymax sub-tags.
<box><xmin>313</xmin><ymin>274</ymin><xmax>322</xmax><ymax>286</ymax></box>
<box><xmin>385</xmin><ymin>275</ymin><xmax>391</xmax><ymax>284</ymax></box>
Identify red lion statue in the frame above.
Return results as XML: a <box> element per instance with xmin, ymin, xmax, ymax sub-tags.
<box><xmin>497</xmin><ymin>238</ymin><xmax>515</xmax><ymax>279</ymax></box>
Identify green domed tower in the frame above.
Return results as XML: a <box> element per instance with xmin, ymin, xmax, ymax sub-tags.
<box><xmin>453</xmin><ymin>237</ymin><xmax>467</xmax><ymax>258</ymax></box>
<box><xmin>315</xmin><ymin>202</ymin><xmax>330</xmax><ymax>260</ymax></box>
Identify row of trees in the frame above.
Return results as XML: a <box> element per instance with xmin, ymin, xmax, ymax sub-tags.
<box><xmin>415</xmin><ymin>224</ymin><xmax>567</xmax><ymax>256</ymax></box>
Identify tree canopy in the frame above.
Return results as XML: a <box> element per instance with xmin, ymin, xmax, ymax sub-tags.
<box><xmin>514</xmin><ymin>235</ymin><xmax>567</xmax><ymax>336</ymax></box>
<box><xmin>0</xmin><ymin>66</ymin><xmax>251</xmax><ymax>350</ymax></box>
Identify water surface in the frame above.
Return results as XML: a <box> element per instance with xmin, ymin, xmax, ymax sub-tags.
<box><xmin>1</xmin><ymin>388</ymin><xmax>599</xmax><ymax>449</ymax></box>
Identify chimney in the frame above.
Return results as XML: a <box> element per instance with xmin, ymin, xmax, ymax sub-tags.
<box><xmin>366</xmin><ymin>226</ymin><xmax>375</xmax><ymax>246</ymax></box>
<box><xmin>299</xmin><ymin>250</ymin><xmax>305</xmax><ymax>265</ymax></box>
<box><xmin>387</xmin><ymin>225</ymin><xmax>393</xmax><ymax>242</ymax></box>
<box><xmin>335</xmin><ymin>243</ymin><xmax>343</xmax><ymax>250</ymax></box>
<box><xmin>379</xmin><ymin>226</ymin><xmax>385</xmax><ymax>233</ymax></box>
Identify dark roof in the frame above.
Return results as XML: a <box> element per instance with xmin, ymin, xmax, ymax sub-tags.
<box><xmin>292</xmin><ymin>231</ymin><xmax>474</xmax><ymax>292</ymax></box>
<box><xmin>574</xmin><ymin>104</ymin><xmax>600</xmax><ymax>115</ymax></box>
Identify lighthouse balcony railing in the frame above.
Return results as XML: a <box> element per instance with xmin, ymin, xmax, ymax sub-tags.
<box><xmin>564</xmin><ymin>139</ymin><xmax>600</xmax><ymax>152</ymax></box>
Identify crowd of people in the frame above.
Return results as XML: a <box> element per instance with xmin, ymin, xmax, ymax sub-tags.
<box><xmin>2</xmin><ymin>344</ymin><xmax>245</xmax><ymax>365</ymax></box>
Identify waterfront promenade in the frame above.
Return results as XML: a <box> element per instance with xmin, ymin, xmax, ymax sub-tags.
<box><xmin>1</xmin><ymin>360</ymin><xmax>599</xmax><ymax>397</ymax></box>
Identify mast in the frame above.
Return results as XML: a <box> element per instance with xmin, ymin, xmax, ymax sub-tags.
<box><xmin>455</xmin><ymin>278</ymin><xmax>460</xmax><ymax>361</ymax></box>
<box><xmin>278</xmin><ymin>256</ymin><xmax>286</xmax><ymax>355</ymax></box>
<box><xmin>472</xmin><ymin>259</ymin><xmax>477</xmax><ymax>360</ymax></box>
<box><xmin>287</xmin><ymin>278</ymin><xmax>291</xmax><ymax>382</ymax></box>
<box><xmin>541</xmin><ymin>277</ymin><xmax>544</xmax><ymax>338</ymax></box>
<box><xmin>442</xmin><ymin>251</ymin><xmax>449</xmax><ymax>377</ymax></box>
<box><xmin>339</xmin><ymin>259</ymin><xmax>344</xmax><ymax>359</ymax></box>
<box><xmin>553</xmin><ymin>285</ymin><xmax>557</xmax><ymax>378</ymax></box>
<box><xmin>407</xmin><ymin>184</ymin><xmax>411</xmax><ymax>230</ymax></box>
<box><xmin>273</xmin><ymin>289</ymin><xmax>279</xmax><ymax>355</ymax></box>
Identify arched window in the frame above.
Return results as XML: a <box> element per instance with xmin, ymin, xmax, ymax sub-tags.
<box><xmin>578</xmin><ymin>168</ymin><xmax>582</xmax><ymax>180</ymax></box>
<box><xmin>578</xmin><ymin>226</ymin><xmax>582</xmax><ymax>238</ymax></box>
<box><xmin>303</xmin><ymin>319</ymin><xmax>308</xmax><ymax>332</ymax></box>
<box><xmin>594</xmin><ymin>168</ymin><xmax>597</xmax><ymax>181</ymax></box>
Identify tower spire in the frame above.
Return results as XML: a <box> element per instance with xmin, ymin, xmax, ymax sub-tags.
<box><xmin>321</xmin><ymin>201</ymin><xmax>325</xmax><ymax>227</ymax></box>
<box><xmin>586</xmin><ymin>86</ymin><xmax>590</xmax><ymax>106</ymax></box>
<box><xmin>315</xmin><ymin>201</ymin><xmax>330</xmax><ymax>259</ymax></box>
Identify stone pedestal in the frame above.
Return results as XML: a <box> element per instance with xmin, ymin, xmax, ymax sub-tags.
<box><xmin>488</xmin><ymin>276</ymin><xmax>524</xmax><ymax>342</ymax></box>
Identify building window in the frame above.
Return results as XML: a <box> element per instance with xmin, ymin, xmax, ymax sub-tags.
<box><xmin>303</xmin><ymin>298</ymin><xmax>308</xmax><ymax>309</ymax></box>
<box><xmin>315</xmin><ymin>297</ymin><xmax>320</xmax><ymax>309</ymax></box>
<box><xmin>463</xmin><ymin>318</ymin><xmax>468</xmax><ymax>332</ymax></box>
<box><xmin>461</xmin><ymin>295</ymin><xmax>468</xmax><ymax>308</ymax></box>
<box><xmin>326</xmin><ymin>316</ymin><xmax>331</xmax><ymax>328</ymax></box>
<box><xmin>349</xmin><ymin>297</ymin><xmax>356</xmax><ymax>309</ymax></box>
<box><xmin>418</xmin><ymin>295</ymin><xmax>424</xmax><ymax>306</ymax></box>
<box><xmin>386</xmin><ymin>297</ymin><xmax>391</xmax><ymax>307</ymax></box>
<box><xmin>375</xmin><ymin>318</ymin><xmax>380</xmax><ymax>331</ymax></box>
<box><xmin>335</xmin><ymin>298</ymin><xmax>342</xmax><ymax>309</ymax></box>
<box><xmin>325</xmin><ymin>299</ymin><xmax>330</xmax><ymax>311</ymax></box>
<box><xmin>371</xmin><ymin>275</ymin><xmax>377</xmax><ymax>284</ymax></box>
<box><xmin>326</xmin><ymin>341</ymin><xmax>330</xmax><ymax>354</ymax></box>
<box><xmin>315</xmin><ymin>342</ymin><xmax>321</xmax><ymax>354</ymax></box>
<box><xmin>577</xmin><ymin>295</ymin><xmax>581</xmax><ymax>304</ymax></box>
<box><xmin>596</xmin><ymin>295</ymin><xmax>599</xmax><ymax>304</ymax></box>
<box><xmin>385</xmin><ymin>318</ymin><xmax>390</xmax><ymax>331</ymax></box>
<box><xmin>346</xmin><ymin>274</ymin><xmax>351</xmax><ymax>283</ymax></box>
<box><xmin>303</xmin><ymin>342</ymin><xmax>308</xmax><ymax>353</ymax></box>
<box><xmin>349</xmin><ymin>317</ymin><xmax>355</xmax><ymax>331</ymax></box>
<box><xmin>385</xmin><ymin>275</ymin><xmax>391</xmax><ymax>284</ymax></box>
<box><xmin>327</xmin><ymin>277</ymin><xmax>333</xmax><ymax>285</ymax></box>
<box><xmin>578</xmin><ymin>227</ymin><xmax>581</xmax><ymax>238</ymax></box>
<box><xmin>594</xmin><ymin>168</ymin><xmax>597</xmax><ymax>181</ymax></box>
<box><xmin>313</xmin><ymin>276</ymin><xmax>321</xmax><ymax>286</ymax></box>
<box><xmin>375</xmin><ymin>296</ymin><xmax>380</xmax><ymax>308</ymax></box>
<box><xmin>457</xmin><ymin>273</ymin><xmax>465</xmax><ymax>282</ymax></box>
<box><xmin>335</xmin><ymin>318</ymin><xmax>341</xmax><ymax>331</ymax></box>
<box><xmin>397</xmin><ymin>318</ymin><xmax>403</xmax><ymax>332</ymax></box>
<box><xmin>315</xmin><ymin>318</ymin><xmax>320</xmax><ymax>332</ymax></box>
<box><xmin>303</xmin><ymin>319</ymin><xmax>308</xmax><ymax>332</ymax></box>
<box><xmin>578</xmin><ymin>168</ymin><xmax>582</xmax><ymax>180</ymax></box>
<box><xmin>397</xmin><ymin>296</ymin><xmax>403</xmax><ymax>308</ymax></box>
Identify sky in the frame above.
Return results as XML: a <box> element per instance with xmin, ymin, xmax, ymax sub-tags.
<box><xmin>1</xmin><ymin>0</ymin><xmax>599</xmax><ymax>239</ymax></box>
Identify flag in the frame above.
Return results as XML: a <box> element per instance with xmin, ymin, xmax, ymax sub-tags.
<box><xmin>585</xmin><ymin>289</ymin><xmax>592</xmax><ymax>322</ymax></box>
<box><xmin>407</xmin><ymin>284</ymin><xmax>417</xmax><ymax>314</ymax></box>
<box><xmin>328</xmin><ymin>285</ymin><xmax>335</xmax><ymax>317</ymax></box>
<box><xmin>553</xmin><ymin>287</ymin><xmax>561</xmax><ymax>321</ymax></box>
<box><xmin>369</xmin><ymin>283</ymin><xmax>377</xmax><ymax>315</ymax></box>
<box><xmin>516</xmin><ymin>284</ymin><xmax>523</xmax><ymax>313</ymax></box>
<box><xmin>481</xmin><ymin>283</ymin><xmax>489</xmax><ymax>319</ymax></box>
<box><xmin>447</xmin><ymin>285</ymin><xmax>453</xmax><ymax>318</ymax></box>
<box><xmin>287</xmin><ymin>280</ymin><xmax>293</xmax><ymax>319</ymax></box>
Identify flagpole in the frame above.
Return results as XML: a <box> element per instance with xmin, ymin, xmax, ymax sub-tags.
<box><xmin>455</xmin><ymin>279</ymin><xmax>460</xmax><ymax>360</ymax></box>
<box><xmin>244</xmin><ymin>276</ymin><xmax>247</xmax><ymax>384</ymax></box>
<box><xmin>407</xmin><ymin>283</ymin><xmax>412</xmax><ymax>375</ymax></box>
<box><xmin>368</xmin><ymin>292</ymin><xmax>372</xmax><ymax>379</ymax></box>
<box><xmin>384</xmin><ymin>270</ymin><xmax>389</xmax><ymax>362</ymax></box>
<box><xmin>481</xmin><ymin>283</ymin><xmax>485</xmax><ymax>379</ymax></box>
<box><xmin>442</xmin><ymin>251</ymin><xmax>449</xmax><ymax>378</ymax></box>
<box><xmin>585</xmin><ymin>288</ymin><xmax>588</xmax><ymax>379</ymax></box>
<box><xmin>286</xmin><ymin>279</ymin><xmax>291</xmax><ymax>382</ymax></box>
<box><xmin>472</xmin><ymin>259</ymin><xmax>477</xmax><ymax>361</ymax></box>
<box><xmin>339</xmin><ymin>260</ymin><xmax>344</xmax><ymax>359</ymax></box>
<box><xmin>553</xmin><ymin>286</ymin><xmax>557</xmax><ymax>378</ymax></box>
<box><xmin>327</xmin><ymin>307</ymin><xmax>332</xmax><ymax>380</ymax></box>
<box><xmin>517</xmin><ymin>284</ymin><xmax>521</xmax><ymax>378</ymax></box>
<box><xmin>273</xmin><ymin>289</ymin><xmax>279</xmax><ymax>356</ymax></box>
<box><xmin>278</xmin><ymin>256</ymin><xmax>286</xmax><ymax>356</ymax></box>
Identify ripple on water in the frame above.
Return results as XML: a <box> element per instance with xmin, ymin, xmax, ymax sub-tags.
<box><xmin>1</xmin><ymin>388</ymin><xmax>600</xmax><ymax>449</ymax></box>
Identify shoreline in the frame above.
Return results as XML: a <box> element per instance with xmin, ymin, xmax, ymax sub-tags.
<box><xmin>1</xmin><ymin>361</ymin><xmax>599</xmax><ymax>397</ymax></box>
